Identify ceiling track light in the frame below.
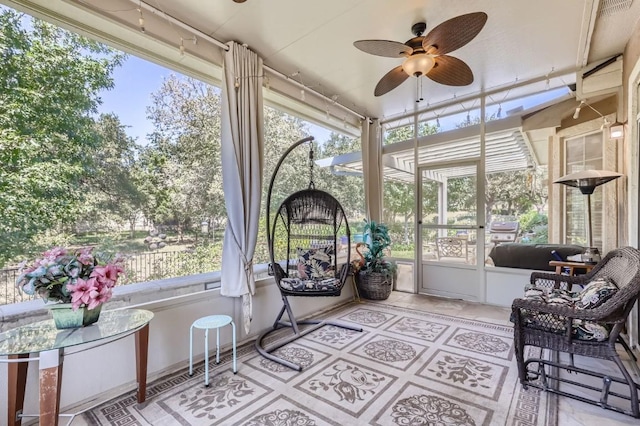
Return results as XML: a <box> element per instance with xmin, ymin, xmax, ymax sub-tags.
<box><xmin>610</xmin><ymin>122</ymin><xmax>624</xmax><ymax>139</ymax></box>
<box><xmin>573</xmin><ymin>101</ymin><xmax>585</xmax><ymax>120</ymax></box>
<box><xmin>137</xmin><ymin>8</ymin><xmax>145</xmax><ymax>33</ymax></box>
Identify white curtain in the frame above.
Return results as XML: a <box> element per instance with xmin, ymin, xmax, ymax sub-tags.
<box><xmin>220</xmin><ymin>41</ymin><xmax>264</xmax><ymax>334</ymax></box>
<box><xmin>362</xmin><ymin>118</ymin><xmax>383</xmax><ymax>221</ymax></box>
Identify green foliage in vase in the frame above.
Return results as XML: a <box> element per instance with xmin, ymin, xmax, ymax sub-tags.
<box><xmin>360</xmin><ymin>220</ymin><xmax>396</xmax><ymax>275</ymax></box>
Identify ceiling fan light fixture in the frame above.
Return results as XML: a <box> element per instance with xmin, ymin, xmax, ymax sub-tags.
<box><xmin>355</xmin><ymin>12</ymin><xmax>486</xmax><ymax>96</ymax></box>
<box><xmin>402</xmin><ymin>53</ymin><xmax>435</xmax><ymax>77</ymax></box>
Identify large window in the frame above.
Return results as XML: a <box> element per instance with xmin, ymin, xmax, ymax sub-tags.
<box><xmin>255</xmin><ymin>109</ymin><xmax>365</xmax><ymax>264</ymax></box>
<box><xmin>380</xmin><ymin>95</ymin><xmax>553</xmax><ymax>272</ymax></box>
<box><xmin>564</xmin><ymin>132</ymin><xmax>604</xmax><ymax>248</ymax></box>
<box><xmin>0</xmin><ymin>7</ymin><xmax>229</xmax><ymax>304</ymax></box>
<box><xmin>0</xmin><ymin>6</ymin><xmax>364</xmax><ymax>306</ymax></box>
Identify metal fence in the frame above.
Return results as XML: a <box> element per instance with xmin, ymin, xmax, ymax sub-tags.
<box><xmin>1</xmin><ymin>250</ymin><xmax>200</xmax><ymax>306</ymax></box>
<box><xmin>0</xmin><ymin>267</ymin><xmax>26</xmax><ymax>306</ymax></box>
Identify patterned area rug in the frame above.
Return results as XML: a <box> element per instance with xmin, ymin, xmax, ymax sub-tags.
<box><xmin>80</xmin><ymin>302</ymin><xmax>556</xmax><ymax>425</ymax></box>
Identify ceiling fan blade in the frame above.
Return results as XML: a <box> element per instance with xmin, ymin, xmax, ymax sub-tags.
<box><xmin>354</xmin><ymin>40</ymin><xmax>413</xmax><ymax>58</ymax></box>
<box><xmin>375</xmin><ymin>66</ymin><xmax>410</xmax><ymax>96</ymax></box>
<box><xmin>426</xmin><ymin>55</ymin><xmax>473</xmax><ymax>86</ymax></box>
<box><xmin>422</xmin><ymin>12</ymin><xmax>487</xmax><ymax>55</ymax></box>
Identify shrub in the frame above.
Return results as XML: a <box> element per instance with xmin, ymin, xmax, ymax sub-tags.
<box><xmin>519</xmin><ymin>211</ymin><xmax>548</xmax><ymax>233</ymax></box>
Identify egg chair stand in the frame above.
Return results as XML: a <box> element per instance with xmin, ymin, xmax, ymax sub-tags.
<box><xmin>255</xmin><ymin>136</ymin><xmax>362</xmax><ymax>371</ymax></box>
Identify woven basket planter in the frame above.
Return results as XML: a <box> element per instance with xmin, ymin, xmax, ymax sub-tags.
<box><xmin>356</xmin><ymin>270</ymin><xmax>392</xmax><ymax>300</ymax></box>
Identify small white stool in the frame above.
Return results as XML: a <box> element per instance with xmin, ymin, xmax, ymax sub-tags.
<box><xmin>189</xmin><ymin>315</ymin><xmax>237</xmax><ymax>387</ymax></box>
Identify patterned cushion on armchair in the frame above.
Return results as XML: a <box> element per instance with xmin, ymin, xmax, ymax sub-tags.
<box><xmin>575</xmin><ymin>277</ymin><xmax>618</xmax><ymax>309</ymax></box>
<box><xmin>515</xmin><ymin>283</ymin><xmax>614</xmax><ymax>341</ymax></box>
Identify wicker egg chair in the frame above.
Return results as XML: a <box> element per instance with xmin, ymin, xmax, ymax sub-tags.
<box><xmin>255</xmin><ymin>136</ymin><xmax>362</xmax><ymax>371</ymax></box>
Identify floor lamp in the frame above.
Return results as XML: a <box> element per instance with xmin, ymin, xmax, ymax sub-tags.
<box><xmin>555</xmin><ymin>169</ymin><xmax>622</xmax><ymax>262</ymax></box>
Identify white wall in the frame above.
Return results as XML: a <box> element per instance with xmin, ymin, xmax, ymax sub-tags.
<box><xmin>485</xmin><ymin>267</ymin><xmax>535</xmax><ymax>307</ymax></box>
<box><xmin>0</xmin><ymin>273</ymin><xmax>355</xmax><ymax>421</ymax></box>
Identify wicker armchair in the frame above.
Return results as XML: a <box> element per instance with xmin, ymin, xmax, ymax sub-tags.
<box><xmin>512</xmin><ymin>246</ymin><xmax>640</xmax><ymax>417</ymax></box>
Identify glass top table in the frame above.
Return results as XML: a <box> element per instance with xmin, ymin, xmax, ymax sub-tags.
<box><xmin>1</xmin><ymin>308</ymin><xmax>153</xmax><ymax>426</ymax></box>
<box><xmin>0</xmin><ymin>308</ymin><xmax>153</xmax><ymax>356</ymax></box>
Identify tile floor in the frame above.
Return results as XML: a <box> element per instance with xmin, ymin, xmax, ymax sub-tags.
<box><xmin>69</xmin><ymin>292</ymin><xmax>639</xmax><ymax>425</ymax></box>
<box><xmin>385</xmin><ymin>292</ymin><xmax>640</xmax><ymax>426</ymax></box>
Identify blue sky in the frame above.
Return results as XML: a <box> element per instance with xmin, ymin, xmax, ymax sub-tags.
<box><xmin>97</xmin><ymin>55</ymin><xmax>332</xmax><ymax>145</ymax></box>
<box><xmin>97</xmin><ymin>56</ymin><xmax>170</xmax><ymax>144</ymax></box>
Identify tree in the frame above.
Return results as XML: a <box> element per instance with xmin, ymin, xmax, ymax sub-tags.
<box><xmin>253</xmin><ymin>106</ymin><xmax>311</xmax><ymax>263</ymax></box>
<box><xmin>0</xmin><ymin>10</ymin><xmax>124</xmax><ymax>265</ymax></box>
<box><xmin>454</xmin><ymin>113</ymin><xmax>548</xmax><ymax>224</ymax></box>
<box><xmin>143</xmin><ymin>78</ymin><xmax>315</xmax><ymax>252</ymax></box>
<box><xmin>79</xmin><ymin>114</ymin><xmax>143</xmax><ymax>235</ymax></box>
<box><xmin>382</xmin><ymin>121</ymin><xmax>439</xmax><ymax>244</ymax></box>
<box><xmin>384</xmin><ymin>181</ymin><xmax>415</xmax><ymax>243</ymax></box>
<box><xmin>262</xmin><ymin>105</ymin><xmax>310</xmax><ymax>209</ymax></box>
<box><xmin>144</xmin><ymin>75</ymin><xmax>224</xmax><ymax>241</ymax></box>
<box><xmin>317</xmin><ymin>132</ymin><xmax>364</xmax><ymax>220</ymax></box>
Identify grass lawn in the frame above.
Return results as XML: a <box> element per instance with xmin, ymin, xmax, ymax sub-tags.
<box><xmin>72</xmin><ymin>230</ymin><xmax>225</xmax><ymax>254</ymax></box>
<box><xmin>390</xmin><ymin>250</ymin><xmax>415</xmax><ymax>260</ymax></box>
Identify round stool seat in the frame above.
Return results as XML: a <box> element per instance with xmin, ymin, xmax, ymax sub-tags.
<box><xmin>192</xmin><ymin>315</ymin><xmax>232</xmax><ymax>330</ymax></box>
<box><xmin>189</xmin><ymin>314</ymin><xmax>237</xmax><ymax>386</ymax></box>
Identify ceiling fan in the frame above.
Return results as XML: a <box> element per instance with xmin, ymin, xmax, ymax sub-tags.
<box><xmin>354</xmin><ymin>12</ymin><xmax>488</xmax><ymax>97</ymax></box>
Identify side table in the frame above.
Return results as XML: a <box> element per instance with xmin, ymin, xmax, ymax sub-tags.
<box><xmin>0</xmin><ymin>309</ymin><xmax>154</xmax><ymax>426</ymax></box>
<box><xmin>548</xmin><ymin>260</ymin><xmax>595</xmax><ymax>276</ymax></box>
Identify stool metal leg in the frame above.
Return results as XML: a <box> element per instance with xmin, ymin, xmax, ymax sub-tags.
<box><xmin>189</xmin><ymin>324</ymin><xmax>194</xmax><ymax>376</ymax></box>
<box><xmin>204</xmin><ymin>328</ymin><xmax>209</xmax><ymax>387</ymax></box>
<box><xmin>232</xmin><ymin>321</ymin><xmax>237</xmax><ymax>373</ymax></box>
<box><xmin>216</xmin><ymin>327</ymin><xmax>220</xmax><ymax>364</ymax></box>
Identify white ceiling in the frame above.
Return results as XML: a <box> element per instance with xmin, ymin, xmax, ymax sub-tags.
<box><xmin>13</xmin><ymin>0</ymin><xmax>640</xmax><ymax>123</ymax></box>
<box><xmin>142</xmin><ymin>0</ymin><xmax>638</xmax><ymax>120</ymax></box>
<box><xmin>5</xmin><ymin>0</ymin><xmax>634</xmax><ymax>181</ymax></box>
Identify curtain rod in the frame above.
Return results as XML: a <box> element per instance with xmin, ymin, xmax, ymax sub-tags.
<box><xmin>132</xmin><ymin>0</ymin><xmax>365</xmax><ymax>121</ymax></box>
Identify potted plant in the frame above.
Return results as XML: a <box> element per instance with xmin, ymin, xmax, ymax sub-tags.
<box><xmin>354</xmin><ymin>220</ymin><xmax>396</xmax><ymax>300</ymax></box>
<box><xmin>16</xmin><ymin>246</ymin><xmax>125</xmax><ymax>329</ymax></box>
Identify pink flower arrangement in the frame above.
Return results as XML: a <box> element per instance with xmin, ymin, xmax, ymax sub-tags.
<box><xmin>16</xmin><ymin>247</ymin><xmax>125</xmax><ymax>310</ymax></box>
